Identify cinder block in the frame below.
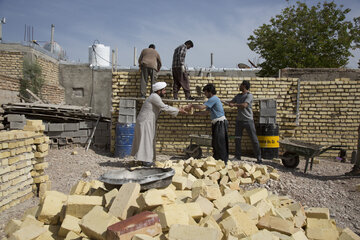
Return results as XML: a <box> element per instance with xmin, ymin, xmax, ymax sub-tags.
<box><xmin>61</xmin><ymin>131</ymin><xmax>75</xmax><ymax>138</ymax></box>
<box><xmin>108</xmin><ymin>182</ymin><xmax>140</xmax><ymax>220</ymax></box>
<box><xmin>74</xmin><ymin>129</ymin><xmax>88</xmax><ymax>137</ymax></box>
<box><xmin>6</xmin><ymin>114</ymin><xmax>26</xmax><ymax>122</ymax></box>
<box><xmin>79</xmin><ymin>121</ymin><xmax>93</xmax><ymax>129</ymax></box>
<box><xmin>107</xmin><ymin>211</ymin><xmax>162</xmax><ymax>240</ymax></box>
<box><xmin>48</xmin><ymin>123</ymin><xmax>64</xmax><ymax>132</ymax></box>
<box><xmin>10</xmin><ymin>121</ymin><xmax>25</xmax><ymax>130</ymax></box>
<box><xmin>64</xmin><ymin>123</ymin><xmax>80</xmax><ymax>131</ymax></box>
<box><xmin>168</xmin><ymin>224</ymin><xmax>220</xmax><ymax>240</ymax></box>
<box><xmin>47</xmin><ymin>131</ymin><xmax>62</xmax><ymax>137</ymax></box>
<box><xmin>79</xmin><ymin>206</ymin><xmax>118</xmax><ymax>240</ymax></box>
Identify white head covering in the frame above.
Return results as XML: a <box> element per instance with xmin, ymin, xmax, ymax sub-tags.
<box><xmin>153</xmin><ymin>82</ymin><xmax>167</xmax><ymax>92</ymax></box>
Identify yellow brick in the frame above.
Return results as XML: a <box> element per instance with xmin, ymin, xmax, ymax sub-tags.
<box><xmin>243</xmin><ymin>188</ymin><xmax>268</xmax><ymax>205</ymax></box>
<box><xmin>305</xmin><ymin>207</ymin><xmax>330</xmax><ymax>219</ymax></box>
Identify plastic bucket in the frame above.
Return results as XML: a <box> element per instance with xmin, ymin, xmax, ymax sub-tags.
<box><xmin>256</xmin><ymin>123</ymin><xmax>279</xmax><ymax>159</ymax></box>
<box><xmin>115</xmin><ymin>123</ymin><xmax>135</xmax><ymax>158</ymax></box>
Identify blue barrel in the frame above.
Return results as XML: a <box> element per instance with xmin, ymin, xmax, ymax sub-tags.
<box><xmin>115</xmin><ymin>123</ymin><xmax>135</xmax><ymax>158</ymax></box>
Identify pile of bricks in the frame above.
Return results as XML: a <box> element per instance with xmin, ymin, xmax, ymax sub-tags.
<box><xmin>4</xmin><ymin>114</ymin><xmax>110</xmax><ymax>149</ymax></box>
<box><xmin>0</xmin><ymin>119</ymin><xmax>50</xmax><ymax>212</ymax></box>
<box><xmin>4</xmin><ymin>158</ymin><xmax>360</xmax><ymax>240</ymax></box>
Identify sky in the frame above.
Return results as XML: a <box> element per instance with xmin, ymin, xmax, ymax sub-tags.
<box><xmin>0</xmin><ymin>0</ymin><xmax>359</xmax><ymax>69</ymax></box>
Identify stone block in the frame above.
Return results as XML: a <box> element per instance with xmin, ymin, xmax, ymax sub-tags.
<box><xmin>270</xmin><ymin>172</ymin><xmax>280</xmax><ymax>180</ymax></box>
<box><xmin>184</xmin><ymin>202</ymin><xmax>203</xmax><ymax>220</ymax></box>
<box><xmin>219</xmin><ymin>209</ymin><xmax>258</xmax><ymax>238</ymax></box>
<box><xmin>305</xmin><ymin>207</ymin><xmax>330</xmax><ymax>219</ymax></box>
<box><xmin>4</xmin><ymin>219</ymin><xmax>22</xmax><ymax>236</ymax></box>
<box><xmin>249</xmin><ymin>229</ymin><xmax>277</xmax><ymax>240</ymax></box>
<box><xmin>132</xmin><ymin>234</ymin><xmax>156</xmax><ymax>240</ymax></box>
<box><xmin>291</xmin><ymin>230</ymin><xmax>309</xmax><ymax>240</ymax></box>
<box><xmin>79</xmin><ymin>121</ymin><xmax>93</xmax><ymax>129</ymax></box>
<box><xmin>38</xmin><ymin>195</ymin><xmax>64</xmax><ymax>224</ymax></box>
<box><xmin>11</xmin><ymin>225</ymin><xmax>47</xmax><ymax>240</ymax></box>
<box><xmin>168</xmin><ymin>224</ymin><xmax>220</xmax><ymax>240</ymax></box>
<box><xmin>104</xmin><ymin>188</ymin><xmax>118</xmax><ymax>208</ymax></box>
<box><xmin>243</xmin><ymin>188</ymin><xmax>268</xmax><ymax>205</ymax></box>
<box><xmin>194</xmin><ymin>195</ymin><xmax>214</xmax><ymax>216</ymax></box>
<box><xmin>107</xmin><ymin>211</ymin><xmax>162</xmax><ymax>240</ymax></box>
<box><xmin>108</xmin><ymin>182</ymin><xmax>140</xmax><ymax>220</ymax></box>
<box><xmin>58</xmin><ymin>215</ymin><xmax>81</xmax><ymax>237</ymax></box>
<box><xmin>213</xmin><ymin>190</ymin><xmax>245</xmax><ymax>211</ymax></box>
<box><xmin>66</xmin><ymin>195</ymin><xmax>103</xmax><ymax>218</ymax></box>
<box><xmin>257</xmin><ymin>215</ymin><xmax>296</xmax><ymax>235</ymax></box>
<box><xmin>154</xmin><ymin>203</ymin><xmax>189</xmax><ymax>230</ymax></box>
<box><xmin>79</xmin><ymin>206</ymin><xmax>119</xmax><ymax>240</ymax></box>
<box><xmin>172</xmin><ymin>175</ymin><xmax>187</xmax><ymax>190</ymax></box>
<box><xmin>339</xmin><ymin>228</ymin><xmax>360</xmax><ymax>240</ymax></box>
<box><xmin>21</xmin><ymin>215</ymin><xmax>44</xmax><ymax>228</ymax></box>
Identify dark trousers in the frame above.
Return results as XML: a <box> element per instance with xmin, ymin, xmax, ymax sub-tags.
<box><xmin>140</xmin><ymin>66</ymin><xmax>156</xmax><ymax>97</ymax></box>
<box><xmin>235</xmin><ymin>120</ymin><xmax>261</xmax><ymax>161</ymax></box>
<box><xmin>212</xmin><ymin>120</ymin><xmax>229</xmax><ymax>164</ymax></box>
<box><xmin>172</xmin><ymin>67</ymin><xmax>190</xmax><ymax>99</ymax></box>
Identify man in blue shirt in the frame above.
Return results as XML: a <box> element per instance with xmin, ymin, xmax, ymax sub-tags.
<box><xmin>188</xmin><ymin>84</ymin><xmax>229</xmax><ymax>163</ymax></box>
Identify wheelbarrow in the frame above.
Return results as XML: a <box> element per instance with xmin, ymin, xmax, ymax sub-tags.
<box><xmin>279</xmin><ymin>138</ymin><xmax>346</xmax><ymax>173</ymax></box>
<box><xmin>184</xmin><ymin>134</ymin><xmax>212</xmax><ymax>159</ymax></box>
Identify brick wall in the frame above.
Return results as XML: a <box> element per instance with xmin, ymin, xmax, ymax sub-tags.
<box><xmin>0</xmin><ymin>48</ymin><xmax>65</xmax><ymax>104</ymax></box>
<box><xmin>111</xmin><ymin>71</ymin><xmax>360</xmax><ymax>160</ymax></box>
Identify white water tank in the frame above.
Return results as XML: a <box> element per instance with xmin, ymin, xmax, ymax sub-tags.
<box><xmin>89</xmin><ymin>44</ymin><xmax>110</xmax><ymax>67</ymax></box>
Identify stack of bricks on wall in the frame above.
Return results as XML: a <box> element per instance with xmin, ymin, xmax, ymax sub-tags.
<box><xmin>4</xmin><ymin>157</ymin><xmax>360</xmax><ymax>239</ymax></box>
<box><xmin>4</xmin><ymin>114</ymin><xmax>110</xmax><ymax>149</ymax></box>
<box><xmin>0</xmin><ymin>120</ymin><xmax>50</xmax><ymax>212</ymax></box>
<box><xmin>111</xmin><ymin>72</ymin><xmax>360</xmax><ymax>159</ymax></box>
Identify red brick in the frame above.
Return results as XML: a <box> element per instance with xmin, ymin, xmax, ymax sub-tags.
<box><xmin>106</xmin><ymin>211</ymin><xmax>162</xmax><ymax>240</ymax></box>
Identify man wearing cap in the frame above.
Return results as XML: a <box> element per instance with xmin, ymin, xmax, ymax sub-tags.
<box><xmin>172</xmin><ymin>40</ymin><xmax>194</xmax><ymax>100</ymax></box>
<box><xmin>138</xmin><ymin>44</ymin><xmax>162</xmax><ymax>98</ymax></box>
<box><xmin>131</xmin><ymin>82</ymin><xmax>187</xmax><ymax>165</ymax></box>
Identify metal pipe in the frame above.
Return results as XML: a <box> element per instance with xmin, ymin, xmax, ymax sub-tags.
<box><xmin>210</xmin><ymin>53</ymin><xmax>214</xmax><ymax>68</ymax></box>
<box><xmin>112</xmin><ymin>49</ymin><xmax>115</xmax><ymax>72</ymax></box>
<box><xmin>133</xmin><ymin>47</ymin><xmax>137</xmax><ymax>66</ymax></box>
<box><xmin>50</xmin><ymin>24</ymin><xmax>55</xmax><ymax>53</ymax></box>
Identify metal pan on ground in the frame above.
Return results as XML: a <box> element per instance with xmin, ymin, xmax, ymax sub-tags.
<box><xmin>279</xmin><ymin>138</ymin><xmax>346</xmax><ymax>173</ymax></box>
<box><xmin>99</xmin><ymin>164</ymin><xmax>175</xmax><ymax>191</ymax></box>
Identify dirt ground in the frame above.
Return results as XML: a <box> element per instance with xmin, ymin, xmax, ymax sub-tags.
<box><xmin>1</xmin><ymin>147</ymin><xmax>359</xmax><ymax>238</ymax></box>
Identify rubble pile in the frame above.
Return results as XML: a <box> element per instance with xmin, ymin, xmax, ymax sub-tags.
<box><xmin>4</xmin><ymin>157</ymin><xmax>360</xmax><ymax>240</ymax></box>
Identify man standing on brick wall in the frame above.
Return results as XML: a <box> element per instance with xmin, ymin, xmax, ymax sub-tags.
<box><xmin>223</xmin><ymin>80</ymin><xmax>262</xmax><ymax>164</ymax></box>
<box><xmin>345</xmin><ymin>124</ymin><xmax>360</xmax><ymax>176</ymax></box>
<box><xmin>187</xmin><ymin>83</ymin><xmax>229</xmax><ymax>163</ymax></box>
<box><xmin>131</xmin><ymin>82</ymin><xmax>187</xmax><ymax>165</ymax></box>
<box><xmin>172</xmin><ymin>40</ymin><xmax>194</xmax><ymax>100</ymax></box>
<box><xmin>138</xmin><ymin>44</ymin><xmax>162</xmax><ymax>98</ymax></box>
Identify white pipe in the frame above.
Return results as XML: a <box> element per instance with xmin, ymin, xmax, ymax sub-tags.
<box><xmin>50</xmin><ymin>24</ymin><xmax>55</xmax><ymax>53</ymax></box>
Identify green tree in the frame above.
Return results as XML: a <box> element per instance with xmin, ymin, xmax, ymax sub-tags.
<box><xmin>21</xmin><ymin>59</ymin><xmax>44</xmax><ymax>100</ymax></box>
<box><xmin>247</xmin><ymin>1</ymin><xmax>360</xmax><ymax>76</ymax></box>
